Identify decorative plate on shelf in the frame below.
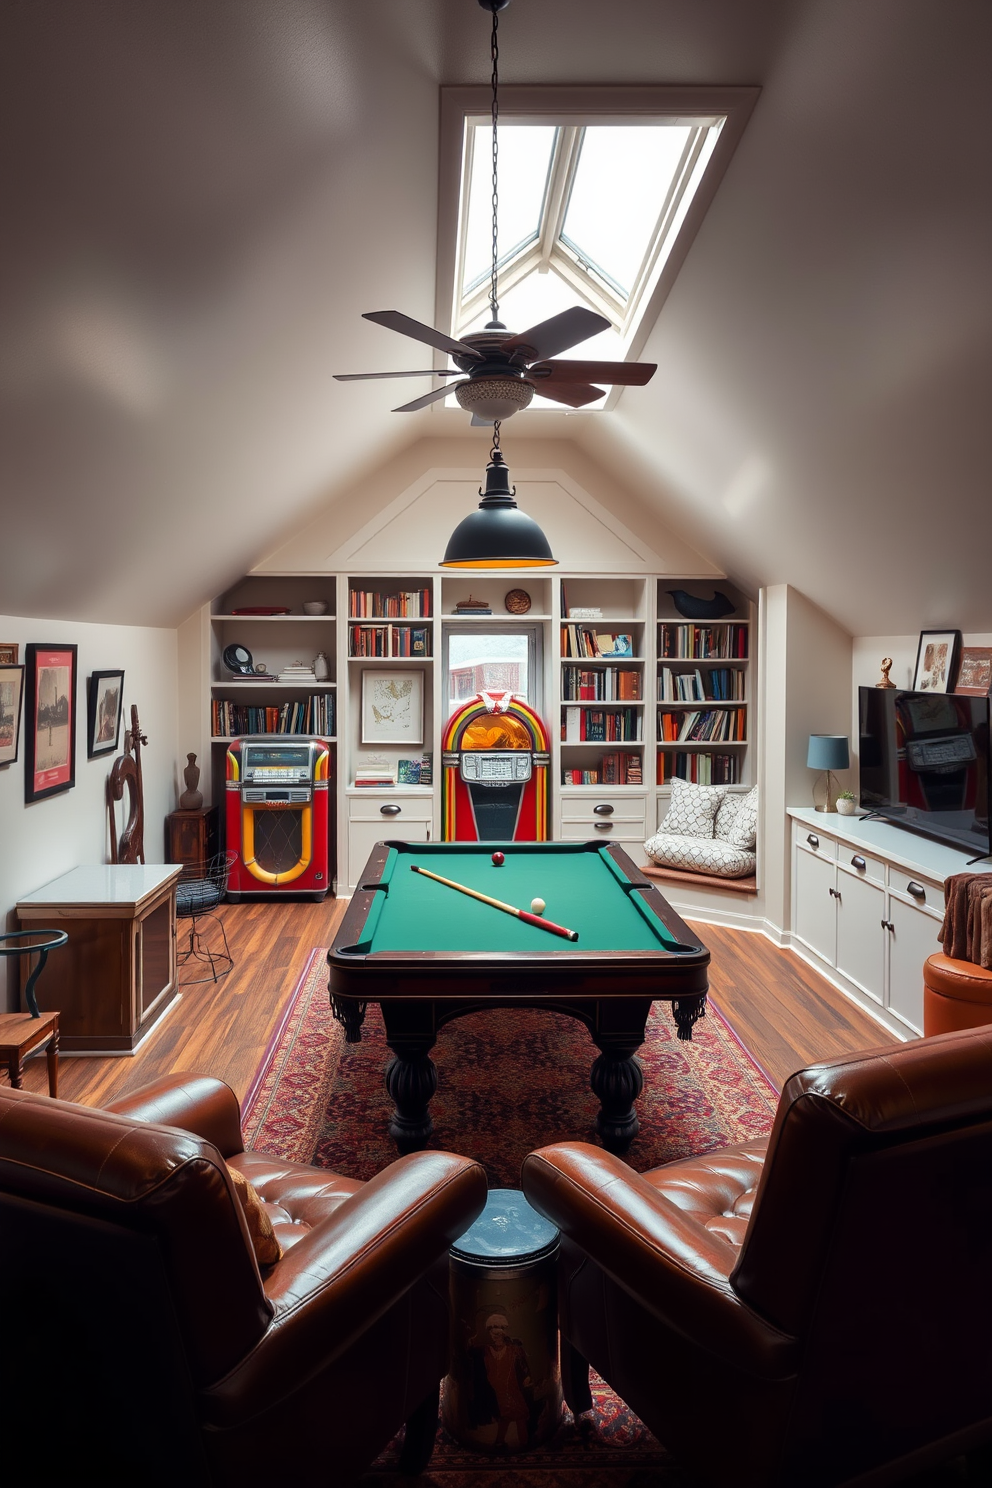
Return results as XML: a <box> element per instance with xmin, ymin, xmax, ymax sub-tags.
<box><xmin>504</xmin><ymin>589</ymin><xmax>531</xmax><ymax>615</ymax></box>
<box><xmin>223</xmin><ymin>644</ymin><xmax>255</xmax><ymax>674</ymax></box>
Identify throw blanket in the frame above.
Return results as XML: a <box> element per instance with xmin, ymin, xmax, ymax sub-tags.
<box><xmin>941</xmin><ymin>873</ymin><xmax>992</xmax><ymax>969</ymax></box>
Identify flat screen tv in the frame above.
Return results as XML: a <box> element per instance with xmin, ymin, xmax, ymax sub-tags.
<box><xmin>858</xmin><ymin>687</ymin><xmax>991</xmax><ymax>858</ymax></box>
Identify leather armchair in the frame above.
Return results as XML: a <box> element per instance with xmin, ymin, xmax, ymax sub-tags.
<box><xmin>1</xmin><ymin>1072</ymin><xmax>487</xmax><ymax>1487</ymax></box>
<box><xmin>522</xmin><ymin>1026</ymin><xmax>992</xmax><ymax>1488</ymax></box>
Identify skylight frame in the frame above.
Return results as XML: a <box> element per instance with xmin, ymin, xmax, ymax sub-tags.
<box><xmin>437</xmin><ymin>86</ymin><xmax>760</xmax><ymax>412</ymax></box>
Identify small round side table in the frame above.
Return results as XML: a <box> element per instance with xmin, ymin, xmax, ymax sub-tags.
<box><xmin>443</xmin><ymin>1188</ymin><xmax>563</xmax><ymax>1453</ymax></box>
<box><xmin>0</xmin><ymin>929</ymin><xmax>68</xmax><ymax>1097</ymax></box>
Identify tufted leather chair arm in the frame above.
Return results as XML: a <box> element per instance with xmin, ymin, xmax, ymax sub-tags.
<box><xmin>107</xmin><ymin>1072</ymin><xmax>246</xmax><ymax>1157</ymax></box>
<box><xmin>522</xmin><ymin>1142</ymin><xmax>797</xmax><ymax>1379</ymax></box>
<box><xmin>201</xmin><ymin>1147</ymin><xmax>488</xmax><ymax>1426</ymax></box>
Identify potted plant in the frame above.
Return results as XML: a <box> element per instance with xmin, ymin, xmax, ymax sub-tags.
<box><xmin>836</xmin><ymin>789</ymin><xmax>857</xmax><ymax>817</ymax></box>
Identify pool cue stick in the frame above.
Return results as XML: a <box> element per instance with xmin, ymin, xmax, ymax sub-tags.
<box><xmin>410</xmin><ymin>864</ymin><xmax>579</xmax><ymax>942</ymax></box>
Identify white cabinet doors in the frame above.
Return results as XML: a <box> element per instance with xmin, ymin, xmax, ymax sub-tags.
<box><xmin>835</xmin><ymin>867</ymin><xmax>886</xmax><ymax>1006</ymax></box>
<box><xmin>794</xmin><ymin>847</ymin><xmax>839</xmax><ymax>963</ymax></box>
<box><xmin>886</xmin><ymin>894</ymin><xmax>942</xmax><ymax>1034</ymax></box>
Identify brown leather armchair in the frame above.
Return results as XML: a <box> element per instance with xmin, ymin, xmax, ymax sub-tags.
<box><xmin>1</xmin><ymin>1072</ymin><xmax>487</xmax><ymax>1487</ymax></box>
<box><xmin>522</xmin><ymin>1026</ymin><xmax>992</xmax><ymax>1488</ymax></box>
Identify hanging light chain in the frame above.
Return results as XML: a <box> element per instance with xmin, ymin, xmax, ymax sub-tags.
<box><xmin>490</xmin><ymin>419</ymin><xmax>502</xmax><ymax>458</ymax></box>
<box><xmin>489</xmin><ymin>7</ymin><xmax>500</xmax><ymax>324</ymax></box>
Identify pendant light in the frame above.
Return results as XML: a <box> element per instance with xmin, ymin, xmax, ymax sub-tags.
<box><xmin>440</xmin><ymin>0</ymin><xmax>557</xmax><ymax>569</ymax></box>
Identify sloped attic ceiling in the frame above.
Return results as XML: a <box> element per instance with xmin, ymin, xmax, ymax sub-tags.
<box><xmin>0</xmin><ymin>1</ymin><xmax>989</xmax><ymax>635</ymax></box>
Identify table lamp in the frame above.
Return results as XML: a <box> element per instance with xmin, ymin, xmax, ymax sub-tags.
<box><xmin>807</xmin><ymin>734</ymin><xmax>850</xmax><ymax>813</ymax></box>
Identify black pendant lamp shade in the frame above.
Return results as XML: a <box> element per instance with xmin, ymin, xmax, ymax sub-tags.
<box><xmin>441</xmin><ymin>452</ymin><xmax>557</xmax><ymax>568</ymax></box>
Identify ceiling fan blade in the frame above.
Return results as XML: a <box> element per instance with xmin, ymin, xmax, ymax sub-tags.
<box><xmin>531</xmin><ymin>360</ymin><xmax>657</xmax><ymax>386</ymax></box>
<box><xmin>392</xmin><ymin>383</ymin><xmax>463</xmax><ymax>413</ymax></box>
<box><xmin>333</xmin><ymin>369</ymin><xmax>461</xmax><ymax>381</ymax></box>
<box><xmin>363</xmin><ymin>311</ymin><xmax>481</xmax><ymax>360</ymax></box>
<box><xmin>534</xmin><ymin>382</ymin><xmax>606</xmax><ymax>409</ymax></box>
<box><xmin>503</xmin><ymin>308</ymin><xmax>611</xmax><ymax>361</ymax></box>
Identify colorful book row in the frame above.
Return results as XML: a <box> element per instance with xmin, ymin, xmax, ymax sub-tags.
<box><xmin>657</xmin><ymin>708</ymin><xmax>747</xmax><ymax>743</ymax></box>
<box><xmin>349</xmin><ymin>626</ymin><xmax>431</xmax><ymax>658</ymax></box>
<box><xmin>562</xmin><ymin>751</ymin><xmax>643</xmax><ymax>786</ymax></box>
<box><xmin>657</xmin><ymin>751</ymin><xmax>741</xmax><ymax>785</ymax></box>
<box><xmin>562</xmin><ymin>707</ymin><xmax>643</xmax><ymax>742</ymax></box>
<box><xmin>659</xmin><ymin>623</ymin><xmax>748</xmax><ymax>660</ymax></box>
<box><xmin>561</xmin><ymin>666</ymin><xmax>642</xmax><ymax>700</ymax></box>
<box><xmin>348</xmin><ymin>588</ymin><xmax>431</xmax><ymax>618</ymax></box>
<box><xmin>561</xmin><ymin>626</ymin><xmax>634</xmax><ymax>659</ymax></box>
<box><xmin>657</xmin><ymin>666</ymin><xmax>745</xmax><ymax>702</ymax></box>
<box><xmin>212</xmin><ymin>694</ymin><xmax>334</xmax><ymax>738</ymax></box>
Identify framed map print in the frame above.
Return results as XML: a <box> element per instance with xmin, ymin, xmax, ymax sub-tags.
<box><xmin>361</xmin><ymin>669</ymin><xmax>424</xmax><ymax>745</ymax></box>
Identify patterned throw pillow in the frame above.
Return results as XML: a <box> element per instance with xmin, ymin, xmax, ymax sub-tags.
<box><xmin>227</xmin><ymin>1163</ymin><xmax>283</xmax><ymax>1267</ymax></box>
<box><xmin>715</xmin><ymin>785</ymin><xmax>759</xmax><ymax>851</ymax></box>
<box><xmin>643</xmin><ymin>831</ymin><xmax>756</xmax><ymax>879</ymax></box>
<box><xmin>659</xmin><ymin>777</ymin><xmax>727</xmax><ymax>839</ymax></box>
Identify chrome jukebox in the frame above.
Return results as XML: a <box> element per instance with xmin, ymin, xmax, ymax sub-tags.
<box><xmin>225</xmin><ymin>736</ymin><xmax>332</xmax><ymax>899</ymax></box>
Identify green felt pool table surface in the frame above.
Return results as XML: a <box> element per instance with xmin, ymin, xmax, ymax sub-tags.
<box><xmin>353</xmin><ymin>840</ymin><xmax>684</xmax><ymax>954</ymax></box>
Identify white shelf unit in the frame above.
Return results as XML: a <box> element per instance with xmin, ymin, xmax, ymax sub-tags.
<box><xmin>197</xmin><ymin>569</ymin><xmax>758</xmax><ymax>890</ymax></box>
<box><xmin>654</xmin><ymin>581</ymin><xmax>755</xmax><ymax>824</ymax></box>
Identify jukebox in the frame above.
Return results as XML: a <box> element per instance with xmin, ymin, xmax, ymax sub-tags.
<box><xmin>226</xmin><ymin>736</ymin><xmax>332</xmax><ymax>899</ymax></box>
<box><xmin>442</xmin><ymin>691</ymin><xmax>550</xmax><ymax>842</ymax></box>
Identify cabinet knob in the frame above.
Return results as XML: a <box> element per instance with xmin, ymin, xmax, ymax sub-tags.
<box><xmin>829</xmin><ymin>887</ymin><xmax>841</xmax><ymax>900</ymax></box>
<box><xmin>851</xmin><ymin>855</ymin><xmax>866</xmax><ymax>871</ymax></box>
<box><xmin>906</xmin><ymin>880</ymin><xmax>926</xmax><ymax>901</ymax></box>
<box><xmin>380</xmin><ymin>803</ymin><xmax>401</xmax><ymax>816</ymax></box>
<box><xmin>881</xmin><ymin>919</ymin><xmax>895</xmax><ymax>932</ymax></box>
<box><xmin>594</xmin><ymin>820</ymin><xmax>614</xmax><ymax>831</ymax></box>
<box><xmin>593</xmin><ymin>803</ymin><xmax>615</xmax><ymax>815</ymax></box>
<box><xmin>807</xmin><ymin>833</ymin><xmax>819</xmax><ymax>849</ymax></box>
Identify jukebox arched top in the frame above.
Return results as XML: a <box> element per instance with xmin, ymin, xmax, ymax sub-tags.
<box><xmin>442</xmin><ymin>692</ymin><xmax>551</xmax><ymax>842</ymax></box>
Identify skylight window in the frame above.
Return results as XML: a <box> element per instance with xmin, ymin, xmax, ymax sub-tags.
<box><xmin>437</xmin><ymin>85</ymin><xmax>759</xmax><ymax>413</ymax></box>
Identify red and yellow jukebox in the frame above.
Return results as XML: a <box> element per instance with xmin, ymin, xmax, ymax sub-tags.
<box><xmin>225</xmin><ymin>736</ymin><xmax>332</xmax><ymax>899</ymax></box>
<box><xmin>442</xmin><ymin>692</ymin><xmax>550</xmax><ymax>841</ymax></box>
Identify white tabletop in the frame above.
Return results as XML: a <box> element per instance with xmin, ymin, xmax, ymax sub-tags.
<box><xmin>17</xmin><ymin>863</ymin><xmax>183</xmax><ymax>910</ymax></box>
<box><xmin>788</xmin><ymin>807</ymin><xmax>992</xmax><ymax>884</ymax></box>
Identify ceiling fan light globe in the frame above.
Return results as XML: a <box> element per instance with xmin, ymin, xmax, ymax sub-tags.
<box><xmin>454</xmin><ymin>378</ymin><xmax>534</xmax><ymax>420</ymax></box>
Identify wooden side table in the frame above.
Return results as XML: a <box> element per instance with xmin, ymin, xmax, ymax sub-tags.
<box><xmin>0</xmin><ymin>1011</ymin><xmax>60</xmax><ymax>1095</ymax></box>
<box><xmin>166</xmin><ymin>806</ymin><xmax>219</xmax><ymax>874</ymax></box>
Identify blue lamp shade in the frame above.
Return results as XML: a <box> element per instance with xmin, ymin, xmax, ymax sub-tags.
<box><xmin>807</xmin><ymin>734</ymin><xmax>850</xmax><ymax>771</ymax></box>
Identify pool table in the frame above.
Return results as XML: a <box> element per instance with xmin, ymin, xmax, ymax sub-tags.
<box><xmin>328</xmin><ymin>840</ymin><xmax>710</xmax><ymax>1154</ymax></box>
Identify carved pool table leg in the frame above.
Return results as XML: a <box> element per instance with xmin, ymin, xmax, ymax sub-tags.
<box><xmin>672</xmin><ymin>994</ymin><xmax>706</xmax><ymax>1041</ymax></box>
<box><xmin>384</xmin><ymin>1033</ymin><xmax>438</xmax><ymax>1153</ymax></box>
<box><xmin>590</xmin><ymin>1033</ymin><xmax>644</xmax><ymax>1153</ymax></box>
<box><xmin>561</xmin><ymin>1341</ymin><xmax>593</xmax><ymax>1415</ymax></box>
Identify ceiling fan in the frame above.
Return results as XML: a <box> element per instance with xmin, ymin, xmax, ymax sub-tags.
<box><xmin>334</xmin><ymin>306</ymin><xmax>657</xmax><ymax>421</ymax></box>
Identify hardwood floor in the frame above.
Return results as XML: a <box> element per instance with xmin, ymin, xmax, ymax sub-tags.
<box><xmin>12</xmin><ymin>898</ymin><xmax>903</xmax><ymax>1105</ymax></box>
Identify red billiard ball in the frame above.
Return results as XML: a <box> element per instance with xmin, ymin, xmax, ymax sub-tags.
<box><xmin>491</xmin><ymin>851</ymin><xmax>505</xmax><ymax>866</ymax></box>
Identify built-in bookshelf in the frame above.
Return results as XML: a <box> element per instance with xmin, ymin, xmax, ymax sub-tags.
<box><xmin>198</xmin><ymin>570</ymin><xmax>756</xmax><ymax>888</ymax></box>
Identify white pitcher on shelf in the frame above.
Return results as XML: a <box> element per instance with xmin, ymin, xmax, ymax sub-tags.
<box><xmin>313</xmin><ymin>651</ymin><xmax>329</xmax><ymax>681</ymax></box>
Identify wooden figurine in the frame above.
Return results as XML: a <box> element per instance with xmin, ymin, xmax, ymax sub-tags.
<box><xmin>876</xmin><ymin>657</ymin><xmax>897</xmax><ymax>689</ymax></box>
<box><xmin>108</xmin><ymin>705</ymin><xmax>147</xmax><ymax>864</ymax></box>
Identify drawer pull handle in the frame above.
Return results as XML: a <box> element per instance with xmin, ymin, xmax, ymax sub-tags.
<box><xmin>906</xmin><ymin>880</ymin><xmax>926</xmax><ymax>901</ymax></box>
<box><xmin>594</xmin><ymin>820</ymin><xmax>614</xmax><ymax>831</ymax></box>
<box><xmin>851</xmin><ymin>855</ymin><xmax>866</xmax><ymax>871</ymax></box>
<box><xmin>881</xmin><ymin>919</ymin><xmax>895</xmax><ymax>932</ymax></box>
<box><xmin>593</xmin><ymin>803</ymin><xmax>615</xmax><ymax>815</ymax></box>
<box><xmin>829</xmin><ymin>887</ymin><xmax>841</xmax><ymax>900</ymax></box>
<box><xmin>807</xmin><ymin>833</ymin><xmax>819</xmax><ymax>849</ymax></box>
<box><xmin>380</xmin><ymin>804</ymin><xmax>401</xmax><ymax>816</ymax></box>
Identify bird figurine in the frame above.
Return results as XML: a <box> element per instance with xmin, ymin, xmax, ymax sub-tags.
<box><xmin>667</xmin><ymin>589</ymin><xmax>735</xmax><ymax>620</ymax></box>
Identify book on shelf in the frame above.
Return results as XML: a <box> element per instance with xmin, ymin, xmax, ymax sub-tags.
<box><xmin>657</xmin><ymin>708</ymin><xmax>746</xmax><ymax>743</ymax></box>
<box><xmin>418</xmin><ymin>753</ymin><xmax>433</xmax><ymax>786</ymax></box>
<box><xmin>561</xmin><ymin>626</ymin><xmax>635</xmax><ymax>659</ymax></box>
<box><xmin>600</xmin><ymin>751</ymin><xmax>642</xmax><ymax>785</ymax></box>
<box><xmin>657</xmin><ymin>751</ymin><xmax>741</xmax><ymax>785</ymax></box>
<box><xmin>562</xmin><ymin>768</ymin><xmax>600</xmax><ymax>785</ymax></box>
<box><xmin>354</xmin><ymin>766</ymin><xmax>396</xmax><ymax>788</ymax></box>
<box><xmin>349</xmin><ymin>624</ymin><xmax>432</xmax><ymax>658</ymax></box>
<box><xmin>211</xmin><ymin>692</ymin><xmax>334</xmax><ymax>739</ymax></box>
<box><xmin>562</xmin><ymin>665</ymin><xmax>641</xmax><ymax>701</ymax></box>
<box><xmin>349</xmin><ymin>587</ymin><xmax>431</xmax><ymax>619</ymax></box>
<box><xmin>397</xmin><ymin>758</ymin><xmax>422</xmax><ymax>785</ymax></box>
<box><xmin>658</xmin><ymin>665</ymin><xmax>744</xmax><ymax>702</ymax></box>
<box><xmin>659</xmin><ymin>623</ymin><xmax>748</xmax><ymax>660</ymax></box>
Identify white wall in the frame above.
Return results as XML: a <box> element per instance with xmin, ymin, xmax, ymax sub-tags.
<box><xmin>0</xmin><ymin>615</ymin><xmax>179</xmax><ymax>1010</ymax></box>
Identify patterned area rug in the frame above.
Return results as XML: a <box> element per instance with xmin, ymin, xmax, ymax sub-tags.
<box><xmin>242</xmin><ymin>948</ymin><xmax>779</xmax><ymax>1486</ymax></box>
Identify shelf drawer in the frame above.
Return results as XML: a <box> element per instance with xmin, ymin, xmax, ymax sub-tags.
<box><xmin>888</xmin><ymin>868</ymin><xmax>942</xmax><ymax>911</ymax></box>
<box><xmin>795</xmin><ymin>825</ymin><xmax>837</xmax><ymax>862</ymax></box>
<box><xmin>837</xmin><ymin>850</ymin><xmax>885</xmax><ymax>886</ymax></box>
<box><xmin>559</xmin><ymin>819</ymin><xmax>646</xmax><ymax>842</ymax></box>
<box><xmin>560</xmin><ymin>794</ymin><xmax>646</xmax><ymax>823</ymax></box>
<box><xmin>348</xmin><ymin>794</ymin><xmax>432</xmax><ymax>823</ymax></box>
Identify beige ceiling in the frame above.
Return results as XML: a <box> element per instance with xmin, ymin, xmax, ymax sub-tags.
<box><xmin>1</xmin><ymin>1</ymin><xmax>989</xmax><ymax>635</ymax></box>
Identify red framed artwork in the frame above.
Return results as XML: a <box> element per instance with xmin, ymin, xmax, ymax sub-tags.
<box><xmin>24</xmin><ymin>644</ymin><xmax>77</xmax><ymax>802</ymax></box>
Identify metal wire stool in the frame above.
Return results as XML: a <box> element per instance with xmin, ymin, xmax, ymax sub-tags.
<box><xmin>176</xmin><ymin>851</ymin><xmax>237</xmax><ymax>984</ymax></box>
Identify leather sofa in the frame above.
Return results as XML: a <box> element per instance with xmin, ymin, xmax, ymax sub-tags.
<box><xmin>0</xmin><ymin>1072</ymin><xmax>487</xmax><ymax>1486</ymax></box>
<box><xmin>522</xmin><ymin>1026</ymin><xmax>992</xmax><ymax>1488</ymax></box>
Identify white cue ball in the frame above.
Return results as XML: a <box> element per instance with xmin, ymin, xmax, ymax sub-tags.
<box><xmin>530</xmin><ymin>897</ymin><xmax>546</xmax><ymax>916</ymax></box>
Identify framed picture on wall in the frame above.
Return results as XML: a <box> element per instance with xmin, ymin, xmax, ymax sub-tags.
<box><xmin>87</xmin><ymin>669</ymin><xmax>125</xmax><ymax>757</ymax></box>
<box><xmin>0</xmin><ymin>664</ymin><xmax>25</xmax><ymax>766</ymax></box>
<box><xmin>24</xmin><ymin>643</ymin><xmax>78</xmax><ymax>802</ymax></box>
<box><xmin>954</xmin><ymin>647</ymin><xmax>992</xmax><ymax>698</ymax></box>
<box><xmin>912</xmin><ymin>630</ymin><xmax>961</xmax><ymax>694</ymax></box>
<box><xmin>361</xmin><ymin>669</ymin><xmax>424</xmax><ymax>745</ymax></box>
<box><xmin>0</xmin><ymin>643</ymin><xmax>19</xmax><ymax>664</ymax></box>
